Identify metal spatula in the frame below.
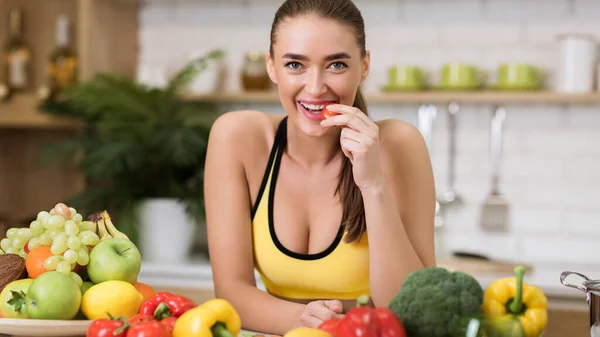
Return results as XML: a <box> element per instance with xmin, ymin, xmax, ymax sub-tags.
<box><xmin>480</xmin><ymin>106</ymin><xmax>510</xmax><ymax>232</ymax></box>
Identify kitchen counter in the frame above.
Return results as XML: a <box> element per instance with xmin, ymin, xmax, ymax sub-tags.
<box><xmin>137</xmin><ymin>255</ymin><xmax>597</xmax><ymax>310</ymax></box>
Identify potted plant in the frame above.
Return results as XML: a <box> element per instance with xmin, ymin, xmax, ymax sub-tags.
<box><xmin>37</xmin><ymin>49</ymin><xmax>225</xmax><ymax>263</ymax></box>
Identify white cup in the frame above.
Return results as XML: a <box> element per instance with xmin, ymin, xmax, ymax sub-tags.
<box><xmin>556</xmin><ymin>34</ymin><xmax>598</xmax><ymax>93</ymax></box>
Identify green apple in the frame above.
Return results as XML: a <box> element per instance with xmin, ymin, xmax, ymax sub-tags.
<box><xmin>26</xmin><ymin>271</ymin><xmax>81</xmax><ymax>320</ymax></box>
<box><xmin>87</xmin><ymin>238</ymin><xmax>142</xmax><ymax>284</ymax></box>
<box><xmin>0</xmin><ymin>278</ymin><xmax>33</xmax><ymax>318</ymax></box>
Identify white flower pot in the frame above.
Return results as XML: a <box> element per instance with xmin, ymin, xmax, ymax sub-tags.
<box><xmin>137</xmin><ymin>198</ymin><xmax>195</xmax><ymax>263</ymax></box>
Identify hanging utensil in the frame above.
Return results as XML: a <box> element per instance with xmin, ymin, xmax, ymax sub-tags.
<box><xmin>438</xmin><ymin>101</ymin><xmax>462</xmax><ymax>207</ymax></box>
<box><xmin>480</xmin><ymin>106</ymin><xmax>509</xmax><ymax>232</ymax></box>
<box><xmin>416</xmin><ymin>105</ymin><xmax>443</xmax><ymax>229</ymax></box>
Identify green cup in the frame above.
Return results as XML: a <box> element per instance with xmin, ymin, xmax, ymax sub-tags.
<box><xmin>496</xmin><ymin>63</ymin><xmax>543</xmax><ymax>90</ymax></box>
<box><xmin>384</xmin><ymin>65</ymin><xmax>426</xmax><ymax>90</ymax></box>
<box><xmin>439</xmin><ymin>63</ymin><xmax>485</xmax><ymax>90</ymax></box>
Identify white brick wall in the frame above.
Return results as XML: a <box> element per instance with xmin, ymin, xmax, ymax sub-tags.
<box><xmin>138</xmin><ymin>0</ymin><xmax>600</xmax><ymax>266</ymax></box>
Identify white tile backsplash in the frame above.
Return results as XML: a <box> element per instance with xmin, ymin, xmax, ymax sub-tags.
<box><xmin>139</xmin><ymin>0</ymin><xmax>600</xmax><ymax>265</ymax></box>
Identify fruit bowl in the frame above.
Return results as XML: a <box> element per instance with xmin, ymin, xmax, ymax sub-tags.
<box><xmin>0</xmin><ymin>318</ymin><xmax>92</xmax><ymax>337</ymax></box>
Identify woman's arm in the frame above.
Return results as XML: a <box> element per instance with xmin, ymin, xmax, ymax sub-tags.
<box><xmin>363</xmin><ymin>120</ymin><xmax>437</xmax><ymax>307</ymax></box>
<box><xmin>204</xmin><ymin>111</ymin><xmax>305</xmax><ymax>334</ymax></box>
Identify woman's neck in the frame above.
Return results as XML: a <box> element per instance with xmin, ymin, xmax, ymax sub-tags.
<box><xmin>285</xmin><ymin>121</ymin><xmax>342</xmax><ymax>171</ymax></box>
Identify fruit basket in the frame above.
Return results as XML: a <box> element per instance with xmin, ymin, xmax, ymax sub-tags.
<box><xmin>0</xmin><ymin>318</ymin><xmax>92</xmax><ymax>337</ymax></box>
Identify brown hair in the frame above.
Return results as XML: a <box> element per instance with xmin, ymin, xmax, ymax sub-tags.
<box><xmin>270</xmin><ymin>0</ymin><xmax>369</xmax><ymax>243</ymax></box>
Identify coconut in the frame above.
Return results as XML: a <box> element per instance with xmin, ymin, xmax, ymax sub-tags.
<box><xmin>0</xmin><ymin>254</ymin><xmax>27</xmax><ymax>293</ymax></box>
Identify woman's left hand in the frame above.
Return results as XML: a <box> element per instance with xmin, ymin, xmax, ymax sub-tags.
<box><xmin>320</xmin><ymin>104</ymin><xmax>385</xmax><ymax>193</ymax></box>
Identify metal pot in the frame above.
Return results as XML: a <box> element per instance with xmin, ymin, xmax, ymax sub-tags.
<box><xmin>560</xmin><ymin>271</ymin><xmax>600</xmax><ymax>335</ymax></box>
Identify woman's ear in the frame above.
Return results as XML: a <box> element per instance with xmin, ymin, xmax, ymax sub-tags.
<box><xmin>360</xmin><ymin>50</ymin><xmax>371</xmax><ymax>82</ymax></box>
<box><xmin>266</xmin><ymin>53</ymin><xmax>278</xmax><ymax>84</ymax></box>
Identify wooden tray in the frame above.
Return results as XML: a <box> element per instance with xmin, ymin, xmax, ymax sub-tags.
<box><xmin>0</xmin><ymin>318</ymin><xmax>92</xmax><ymax>337</ymax></box>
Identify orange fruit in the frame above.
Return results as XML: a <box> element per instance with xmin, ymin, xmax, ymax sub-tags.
<box><xmin>133</xmin><ymin>281</ymin><xmax>155</xmax><ymax>301</ymax></box>
<box><xmin>25</xmin><ymin>246</ymin><xmax>54</xmax><ymax>279</ymax></box>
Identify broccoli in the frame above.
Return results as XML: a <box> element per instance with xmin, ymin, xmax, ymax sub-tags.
<box><xmin>388</xmin><ymin>267</ymin><xmax>484</xmax><ymax>337</ymax></box>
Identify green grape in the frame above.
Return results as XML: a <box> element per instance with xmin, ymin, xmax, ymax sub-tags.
<box><xmin>6</xmin><ymin>228</ymin><xmax>18</xmax><ymax>239</ymax></box>
<box><xmin>72</xmin><ymin>213</ymin><xmax>83</xmax><ymax>223</ymax></box>
<box><xmin>69</xmin><ymin>272</ymin><xmax>83</xmax><ymax>287</ymax></box>
<box><xmin>44</xmin><ymin>255</ymin><xmax>62</xmax><ymax>271</ymax></box>
<box><xmin>69</xmin><ymin>207</ymin><xmax>77</xmax><ymax>218</ymax></box>
<box><xmin>76</xmin><ymin>247</ymin><xmax>89</xmax><ymax>266</ymax></box>
<box><xmin>17</xmin><ymin>228</ymin><xmax>32</xmax><ymax>241</ymax></box>
<box><xmin>18</xmin><ymin>249</ymin><xmax>27</xmax><ymax>258</ymax></box>
<box><xmin>64</xmin><ymin>221</ymin><xmax>79</xmax><ymax>237</ymax></box>
<box><xmin>0</xmin><ymin>238</ymin><xmax>11</xmax><ymax>251</ymax></box>
<box><xmin>0</xmin><ymin>249</ymin><xmax>4</xmax><ymax>255</ymax></box>
<box><xmin>38</xmin><ymin>232</ymin><xmax>52</xmax><ymax>246</ymax></box>
<box><xmin>29</xmin><ymin>220</ymin><xmax>44</xmax><ymax>237</ymax></box>
<box><xmin>5</xmin><ymin>247</ymin><xmax>18</xmax><ymax>254</ymax></box>
<box><xmin>47</xmin><ymin>229</ymin><xmax>62</xmax><ymax>240</ymax></box>
<box><xmin>54</xmin><ymin>232</ymin><xmax>68</xmax><ymax>243</ymax></box>
<box><xmin>56</xmin><ymin>261</ymin><xmax>72</xmax><ymax>274</ymax></box>
<box><xmin>78</xmin><ymin>221</ymin><xmax>96</xmax><ymax>232</ymax></box>
<box><xmin>79</xmin><ymin>231</ymin><xmax>100</xmax><ymax>246</ymax></box>
<box><xmin>63</xmin><ymin>249</ymin><xmax>78</xmax><ymax>264</ymax></box>
<box><xmin>12</xmin><ymin>238</ymin><xmax>26</xmax><ymax>249</ymax></box>
<box><xmin>47</xmin><ymin>215</ymin><xmax>66</xmax><ymax>229</ymax></box>
<box><xmin>28</xmin><ymin>237</ymin><xmax>40</xmax><ymax>251</ymax></box>
<box><xmin>67</xmin><ymin>236</ymin><xmax>81</xmax><ymax>250</ymax></box>
<box><xmin>37</xmin><ymin>211</ymin><xmax>50</xmax><ymax>221</ymax></box>
<box><xmin>51</xmin><ymin>240</ymin><xmax>68</xmax><ymax>255</ymax></box>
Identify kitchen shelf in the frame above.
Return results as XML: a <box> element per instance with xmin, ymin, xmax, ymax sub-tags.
<box><xmin>185</xmin><ymin>90</ymin><xmax>600</xmax><ymax>105</ymax></box>
<box><xmin>0</xmin><ymin>95</ymin><xmax>80</xmax><ymax>129</ymax></box>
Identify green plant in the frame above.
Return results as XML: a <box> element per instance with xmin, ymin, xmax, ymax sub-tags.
<box><xmin>37</xmin><ymin>49</ymin><xmax>225</xmax><ymax>244</ymax></box>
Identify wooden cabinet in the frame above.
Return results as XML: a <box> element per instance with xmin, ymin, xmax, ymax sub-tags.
<box><xmin>0</xmin><ymin>0</ymin><xmax>138</xmax><ymax>223</ymax></box>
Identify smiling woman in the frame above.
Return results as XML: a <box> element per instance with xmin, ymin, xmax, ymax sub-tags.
<box><xmin>203</xmin><ymin>0</ymin><xmax>437</xmax><ymax>335</ymax></box>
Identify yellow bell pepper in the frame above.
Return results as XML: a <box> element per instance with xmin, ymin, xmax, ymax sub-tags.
<box><xmin>482</xmin><ymin>265</ymin><xmax>548</xmax><ymax>337</ymax></box>
<box><xmin>172</xmin><ymin>298</ymin><xmax>242</xmax><ymax>337</ymax></box>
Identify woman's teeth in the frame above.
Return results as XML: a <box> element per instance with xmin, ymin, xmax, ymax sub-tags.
<box><xmin>300</xmin><ymin>102</ymin><xmax>325</xmax><ymax>112</ymax></box>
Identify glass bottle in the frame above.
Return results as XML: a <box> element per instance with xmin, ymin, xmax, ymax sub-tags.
<box><xmin>46</xmin><ymin>15</ymin><xmax>78</xmax><ymax>97</ymax></box>
<box><xmin>1</xmin><ymin>7</ymin><xmax>32</xmax><ymax>93</ymax></box>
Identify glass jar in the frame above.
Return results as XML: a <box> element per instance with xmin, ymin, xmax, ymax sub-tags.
<box><xmin>241</xmin><ymin>51</ymin><xmax>271</xmax><ymax>91</ymax></box>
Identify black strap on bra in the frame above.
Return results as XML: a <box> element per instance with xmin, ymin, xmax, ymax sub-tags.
<box><xmin>251</xmin><ymin>117</ymin><xmax>288</xmax><ymax>218</ymax></box>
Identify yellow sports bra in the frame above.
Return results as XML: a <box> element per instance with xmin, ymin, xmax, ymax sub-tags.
<box><xmin>251</xmin><ymin>117</ymin><xmax>370</xmax><ymax>300</ymax></box>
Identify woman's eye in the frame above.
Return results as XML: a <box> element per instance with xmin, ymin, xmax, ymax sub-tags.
<box><xmin>285</xmin><ymin>62</ymin><xmax>302</xmax><ymax>70</ymax></box>
<box><xmin>330</xmin><ymin>62</ymin><xmax>347</xmax><ymax>69</ymax></box>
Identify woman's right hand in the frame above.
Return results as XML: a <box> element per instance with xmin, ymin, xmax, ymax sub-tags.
<box><xmin>298</xmin><ymin>300</ymin><xmax>345</xmax><ymax>328</ymax></box>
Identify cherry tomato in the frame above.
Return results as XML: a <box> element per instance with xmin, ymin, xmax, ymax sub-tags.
<box><xmin>87</xmin><ymin>318</ymin><xmax>127</xmax><ymax>337</ymax></box>
<box><xmin>125</xmin><ymin>321</ymin><xmax>170</xmax><ymax>337</ymax></box>
<box><xmin>321</xmin><ymin>105</ymin><xmax>338</xmax><ymax>120</ymax></box>
<box><xmin>159</xmin><ymin>317</ymin><xmax>177</xmax><ymax>335</ymax></box>
<box><xmin>128</xmin><ymin>313</ymin><xmax>154</xmax><ymax>325</ymax></box>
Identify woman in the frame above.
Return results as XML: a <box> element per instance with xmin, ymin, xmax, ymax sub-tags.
<box><xmin>204</xmin><ymin>0</ymin><xmax>436</xmax><ymax>334</ymax></box>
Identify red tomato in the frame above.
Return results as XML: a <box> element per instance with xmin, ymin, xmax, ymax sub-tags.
<box><xmin>125</xmin><ymin>321</ymin><xmax>170</xmax><ymax>337</ymax></box>
<box><xmin>87</xmin><ymin>319</ymin><xmax>127</xmax><ymax>337</ymax></box>
<box><xmin>321</xmin><ymin>105</ymin><xmax>338</xmax><ymax>120</ymax></box>
<box><xmin>160</xmin><ymin>317</ymin><xmax>177</xmax><ymax>335</ymax></box>
<box><xmin>128</xmin><ymin>313</ymin><xmax>154</xmax><ymax>325</ymax></box>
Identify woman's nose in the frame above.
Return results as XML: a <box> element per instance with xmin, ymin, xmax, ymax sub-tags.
<box><xmin>305</xmin><ymin>69</ymin><xmax>328</xmax><ymax>96</ymax></box>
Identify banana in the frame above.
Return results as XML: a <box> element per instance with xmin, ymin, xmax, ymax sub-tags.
<box><xmin>101</xmin><ymin>211</ymin><xmax>130</xmax><ymax>240</ymax></box>
<box><xmin>97</xmin><ymin>218</ymin><xmax>113</xmax><ymax>241</ymax></box>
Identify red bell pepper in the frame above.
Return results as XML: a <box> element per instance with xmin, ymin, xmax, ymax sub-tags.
<box><xmin>318</xmin><ymin>295</ymin><xmax>406</xmax><ymax>337</ymax></box>
<box><xmin>139</xmin><ymin>291</ymin><xmax>196</xmax><ymax>319</ymax></box>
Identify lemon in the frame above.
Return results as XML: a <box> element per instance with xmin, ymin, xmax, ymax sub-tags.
<box><xmin>81</xmin><ymin>280</ymin><xmax>144</xmax><ymax>320</ymax></box>
<box><xmin>284</xmin><ymin>327</ymin><xmax>333</xmax><ymax>337</ymax></box>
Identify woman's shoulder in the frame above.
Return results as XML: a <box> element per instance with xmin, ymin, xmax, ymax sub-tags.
<box><xmin>208</xmin><ymin>109</ymin><xmax>285</xmax><ymax>150</ymax></box>
<box><xmin>375</xmin><ymin>118</ymin><xmax>430</xmax><ymax>168</ymax></box>
<box><xmin>376</xmin><ymin>118</ymin><xmax>424</xmax><ymax>149</ymax></box>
